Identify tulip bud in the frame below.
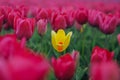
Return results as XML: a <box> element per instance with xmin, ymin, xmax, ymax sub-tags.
<box><xmin>75</xmin><ymin>8</ymin><xmax>88</xmax><ymax>24</ymax></box>
<box><xmin>90</xmin><ymin>61</ymin><xmax>119</xmax><ymax>80</ymax></box>
<box><xmin>88</xmin><ymin>10</ymin><xmax>104</xmax><ymax>27</ymax></box>
<box><xmin>99</xmin><ymin>14</ymin><xmax>118</xmax><ymax>34</ymax></box>
<box><xmin>51</xmin><ymin>13</ymin><xmax>67</xmax><ymax>31</ymax></box>
<box><xmin>74</xmin><ymin>22</ymin><xmax>83</xmax><ymax>33</ymax></box>
<box><xmin>37</xmin><ymin>19</ymin><xmax>47</xmax><ymax>36</ymax></box>
<box><xmin>52</xmin><ymin>51</ymin><xmax>79</xmax><ymax>80</ymax></box>
<box><xmin>91</xmin><ymin>46</ymin><xmax>114</xmax><ymax>64</ymax></box>
<box><xmin>14</xmin><ymin>17</ymin><xmax>35</xmax><ymax>40</ymax></box>
<box><xmin>36</xmin><ymin>8</ymin><xmax>48</xmax><ymax>21</ymax></box>
<box><xmin>7</xmin><ymin>10</ymin><xmax>22</xmax><ymax>28</ymax></box>
<box><xmin>0</xmin><ymin>13</ymin><xmax>4</xmax><ymax>31</ymax></box>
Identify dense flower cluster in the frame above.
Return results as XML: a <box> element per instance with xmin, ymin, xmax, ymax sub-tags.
<box><xmin>0</xmin><ymin>2</ymin><xmax>120</xmax><ymax>40</ymax></box>
<box><xmin>0</xmin><ymin>0</ymin><xmax>120</xmax><ymax>80</ymax></box>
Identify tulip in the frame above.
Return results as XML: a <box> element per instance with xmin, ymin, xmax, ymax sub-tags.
<box><xmin>117</xmin><ymin>34</ymin><xmax>120</xmax><ymax>45</ymax></box>
<box><xmin>74</xmin><ymin>8</ymin><xmax>88</xmax><ymax>24</ymax></box>
<box><xmin>8</xmin><ymin>53</ymin><xmax>50</xmax><ymax>80</ymax></box>
<box><xmin>37</xmin><ymin>19</ymin><xmax>47</xmax><ymax>36</ymax></box>
<box><xmin>0</xmin><ymin>34</ymin><xmax>50</xmax><ymax>80</ymax></box>
<box><xmin>36</xmin><ymin>8</ymin><xmax>48</xmax><ymax>21</ymax></box>
<box><xmin>91</xmin><ymin>46</ymin><xmax>114</xmax><ymax>64</ymax></box>
<box><xmin>52</xmin><ymin>51</ymin><xmax>79</xmax><ymax>80</ymax></box>
<box><xmin>60</xmin><ymin>8</ymin><xmax>74</xmax><ymax>27</ymax></box>
<box><xmin>51</xmin><ymin>13</ymin><xmax>67</xmax><ymax>31</ymax></box>
<box><xmin>90</xmin><ymin>61</ymin><xmax>119</xmax><ymax>80</ymax></box>
<box><xmin>0</xmin><ymin>34</ymin><xmax>24</xmax><ymax>58</ymax></box>
<box><xmin>14</xmin><ymin>16</ymin><xmax>35</xmax><ymax>40</ymax></box>
<box><xmin>51</xmin><ymin>29</ymin><xmax>72</xmax><ymax>52</ymax></box>
<box><xmin>16</xmin><ymin>5</ymin><xmax>29</xmax><ymax>17</ymax></box>
<box><xmin>99</xmin><ymin>14</ymin><xmax>118</xmax><ymax>34</ymax></box>
<box><xmin>0</xmin><ymin>12</ymin><xmax>4</xmax><ymax>31</ymax></box>
<box><xmin>7</xmin><ymin>9</ymin><xmax>22</xmax><ymax>28</ymax></box>
<box><xmin>88</xmin><ymin>10</ymin><xmax>104</xmax><ymax>27</ymax></box>
<box><xmin>74</xmin><ymin>22</ymin><xmax>83</xmax><ymax>33</ymax></box>
<box><xmin>0</xmin><ymin>6</ymin><xmax>12</xmax><ymax>23</ymax></box>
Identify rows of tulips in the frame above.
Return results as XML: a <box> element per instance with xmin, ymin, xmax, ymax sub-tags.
<box><xmin>0</xmin><ymin>2</ymin><xmax>120</xmax><ymax>80</ymax></box>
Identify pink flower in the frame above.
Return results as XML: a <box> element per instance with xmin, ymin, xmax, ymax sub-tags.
<box><xmin>8</xmin><ymin>53</ymin><xmax>50</xmax><ymax>80</ymax></box>
<box><xmin>37</xmin><ymin>19</ymin><xmax>47</xmax><ymax>36</ymax></box>
<box><xmin>90</xmin><ymin>61</ymin><xmax>119</xmax><ymax>80</ymax></box>
<box><xmin>75</xmin><ymin>8</ymin><xmax>88</xmax><ymax>24</ymax></box>
<box><xmin>0</xmin><ymin>34</ymin><xmax>50</xmax><ymax>80</ymax></box>
<box><xmin>52</xmin><ymin>51</ymin><xmax>79</xmax><ymax>80</ymax></box>
<box><xmin>0</xmin><ymin>12</ymin><xmax>4</xmax><ymax>31</ymax></box>
<box><xmin>88</xmin><ymin>10</ymin><xmax>105</xmax><ymax>27</ymax></box>
<box><xmin>74</xmin><ymin>21</ymin><xmax>83</xmax><ymax>32</ymax></box>
<box><xmin>7</xmin><ymin>10</ymin><xmax>22</xmax><ymax>28</ymax></box>
<box><xmin>14</xmin><ymin>16</ymin><xmax>35</xmax><ymax>40</ymax></box>
<box><xmin>99</xmin><ymin>14</ymin><xmax>118</xmax><ymax>34</ymax></box>
<box><xmin>0</xmin><ymin>6</ymin><xmax>12</xmax><ymax>22</ymax></box>
<box><xmin>91</xmin><ymin>46</ymin><xmax>114</xmax><ymax>64</ymax></box>
<box><xmin>0</xmin><ymin>34</ymin><xmax>24</xmax><ymax>58</ymax></box>
<box><xmin>60</xmin><ymin>8</ymin><xmax>74</xmax><ymax>27</ymax></box>
<box><xmin>117</xmin><ymin>34</ymin><xmax>120</xmax><ymax>45</ymax></box>
<box><xmin>51</xmin><ymin>12</ymin><xmax>67</xmax><ymax>31</ymax></box>
<box><xmin>36</xmin><ymin>8</ymin><xmax>48</xmax><ymax>21</ymax></box>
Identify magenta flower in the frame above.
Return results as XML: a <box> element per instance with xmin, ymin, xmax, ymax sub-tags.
<box><xmin>51</xmin><ymin>13</ymin><xmax>67</xmax><ymax>31</ymax></box>
<box><xmin>91</xmin><ymin>46</ymin><xmax>114</xmax><ymax>64</ymax></box>
<box><xmin>52</xmin><ymin>51</ymin><xmax>79</xmax><ymax>80</ymax></box>
<box><xmin>99</xmin><ymin>14</ymin><xmax>118</xmax><ymax>34</ymax></box>
<box><xmin>88</xmin><ymin>9</ymin><xmax>105</xmax><ymax>27</ymax></box>
<box><xmin>37</xmin><ymin>19</ymin><xmax>47</xmax><ymax>36</ymax></box>
<box><xmin>36</xmin><ymin>8</ymin><xmax>48</xmax><ymax>21</ymax></box>
<box><xmin>14</xmin><ymin>16</ymin><xmax>35</xmax><ymax>40</ymax></box>
<box><xmin>90</xmin><ymin>61</ymin><xmax>119</xmax><ymax>80</ymax></box>
<box><xmin>75</xmin><ymin>8</ymin><xmax>88</xmax><ymax>24</ymax></box>
<box><xmin>0</xmin><ymin>34</ymin><xmax>50</xmax><ymax>80</ymax></box>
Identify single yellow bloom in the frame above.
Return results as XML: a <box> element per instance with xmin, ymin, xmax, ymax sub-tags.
<box><xmin>51</xmin><ymin>29</ymin><xmax>72</xmax><ymax>52</ymax></box>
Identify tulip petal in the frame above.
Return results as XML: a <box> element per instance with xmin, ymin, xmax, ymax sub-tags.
<box><xmin>56</xmin><ymin>29</ymin><xmax>66</xmax><ymax>43</ymax></box>
<box><xmin>63</xmin><ymin>32</ymin><xmax>72</xmax><ymax>51</ymax></box>
<box><xmin>51</xmin><ymin>31</ymin><xmax>58</xmax><ymax>51</ymax></box>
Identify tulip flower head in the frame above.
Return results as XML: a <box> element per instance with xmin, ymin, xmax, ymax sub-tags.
<box><xmin>52</xmin><ymin>51</ymin><xmax>79</xmax><ymax>80</ymax></box>
<box><xmin>51</xmin><ymin>29</ymin><xmax>72</xmax><ymax>52</ymax></box>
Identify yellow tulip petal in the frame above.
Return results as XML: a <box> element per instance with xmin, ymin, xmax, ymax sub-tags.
<box><xmin>63</xmin><ymin>31</ymin><xmax>72</xmax><ymax>51</ymax></box>
<box><xmin>56</xmin><ymin>29</ymin><xmax>66</xmax><ymax>43</ymax></box>
<box><xmin>51</xmin><ymin>31</ymin><xmax>58</xmax><ymax>51</ymax></box>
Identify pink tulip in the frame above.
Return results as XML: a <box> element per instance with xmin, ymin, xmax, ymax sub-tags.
<box><xmin>0</xmin><ymin>12</ymin><xmax>4</xmax><ymax>31</ymax></box>
<box><xmin>0</xmin><ymin>34</ymin><xmax>50</xmax><ymax>80</ymax></box>
<box><xmin>99</xmin><ymin>14</ymin><xmax>118</xmax><ymax>34</ymax></box>
<box><xmin>36</xmin><ymin>8</ymin><xmax>48</xmax><ymax>21</ymax></box>
<box><xmin>91</xmin><ymin>46</ymin><xmax>114</xmax><ymax>64</ymax></box>
<box><xmin>51</xmin><ymin>12</ymin><xmax>67</xmax><ymax>31</ymax></box>
<box><xmin>75</xmin><ymin>8</ymin><xmax>88</xmax><ymax>24</ymax></box>
<box><xmin>90</xmin><ymin>61</ymin><xmax>119</xmax><ymax>80</ymax></box>
<box><xmin>14</xmin><ymin>16</ymin><xmax>35</xmax><ymax>40</ymax></box>
<box><xmin>74</xmin><ymin>21</ymin><xmax>83</xmax><ymax>32</ymax></box>
<box><xmin>52</xmin><ymin>51</ymin><xmax>79</xmax><ymax>80</ymax></box>
<box><xmin>37</xmin><ymin>19</ymin><xmax>47</xmax><ymax>36</ymax></box>
<box><xmin>88</xmin><ymin>9</ymin><xmax>104</xmax><ymax>27</ymax></box>
<box><xmin>7</xmin><ymin>10</ymin><xmax>22</xmax><ymax>28</ymax></box>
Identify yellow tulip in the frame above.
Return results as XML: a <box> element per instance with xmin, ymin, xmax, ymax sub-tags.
<box><xmin>51</xmin><ymin>29</ymin><xmax>72</xmax><ymax>52</ymax></box>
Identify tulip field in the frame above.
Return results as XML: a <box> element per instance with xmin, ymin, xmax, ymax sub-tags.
<box><xmin>0</xmin><ymin>0</ymin><xmax>120</xmax><ymax>80</ymax></box>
